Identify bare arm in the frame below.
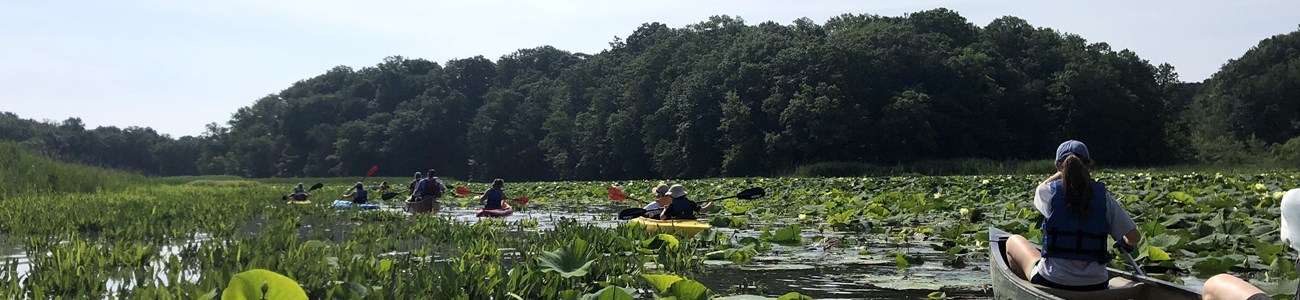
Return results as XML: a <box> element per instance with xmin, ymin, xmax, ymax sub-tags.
<box><xmin>1122</xmin><ymin>228</ymin><xmax>1141</xmax><ymax>246</ymax></box>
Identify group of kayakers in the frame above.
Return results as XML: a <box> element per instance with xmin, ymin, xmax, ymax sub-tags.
<box><xmin>281</xmin><ymin>139</ymin><xmax>1292</xmax><ymax>299</ymax></box>
<box><xmin>643</xmin><ymin>183</ymin><xmax>712</xmax><ymax>220</ymax></box>
<box><xmin>408</xmin><ymin>169</ymin><xmax>447</xmax><ymax>203</ymax></box>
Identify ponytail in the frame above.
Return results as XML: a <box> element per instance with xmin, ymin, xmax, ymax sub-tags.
<box><xmin>1061</xmin><ymin>154</ymin><xmax>1093</xmax><ymax>216</ymax></box>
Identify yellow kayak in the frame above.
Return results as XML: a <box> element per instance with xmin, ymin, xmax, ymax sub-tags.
<box><xmin>630</xmin><ymin>218</ymin><xmax>711</xmax><ymax>237</ymax></box>
<box><xmin>287</xmin><ymin>200</ymin><xmax>312</xmax><ymax>205</ymax></box>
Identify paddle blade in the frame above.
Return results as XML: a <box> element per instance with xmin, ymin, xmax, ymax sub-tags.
<box><xmin>455</xmin><ymin>186</ymin><xmax>472</xmax><ymax>196</ymax></box>
<box><xmin>618</xmin><ymin>208</ymin><xmax>648</xmax><ymax>220</ymax></box>
<box><xmin>513</xmin><ymin>197</ymin><xmax>529</xmax><ymax>205</ymax></box>
<box><xmin>365</xmin><ymin>165</ymin><xmax>379</xmax><ymax>177</ymax></box>
<box><xmin>281</xmin><ymin>195</ymin><xmax>288</xmax><ymax>201</ymax></box>
<box><xmin>736</xmin><ymin>187</ymin><xmax>766</xmax><ymax>200</ymax></box>
<box><xmin>381</xmin><ymin>192</ymin><xmax>401</xmax><ymax>200</ymax></box>
<box><xmin>608</xmin><ymin>187</ymin><xmax>627</xmax><ymax>201</ymax></box>
<box><xmin>308</xmin><ymin>183</ymin><xmax>324</xmax><ymax>191</ymax></box>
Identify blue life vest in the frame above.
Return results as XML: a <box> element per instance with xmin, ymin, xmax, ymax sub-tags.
<box><xmin>354</xmin><ymin>188</ymin><xmax>368</xmax><ymax>204</ymax></box>
<box><xmin>484</xmin><ymin>188</ymin><xmax>504</xmax><ymax>210</ymax></box>
<box><xmin>1040</xmin><ymin>180</ymin><xmax>1111</xmax><ymax>263</ymax></box>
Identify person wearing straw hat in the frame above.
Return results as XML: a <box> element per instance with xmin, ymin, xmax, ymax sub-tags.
<box><xmin>658</xmin><ymin>184</ymin><xmax>713</xmax><ymax>220</ymax></box>
<box><xmin>1003</xmin><ymin>140</ymin><xmax>1141</xmax><ymax>291</ymax></box>
<box><xmin>642</xmin><ymin>182</ymin><xmax>672</xmax><ymax>218</ymax></box>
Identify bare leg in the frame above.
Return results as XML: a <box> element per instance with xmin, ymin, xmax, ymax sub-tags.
<box><xmin>1202</xmin><ymin>274</ymin><xmax>1264</xmax><ymax>300</ymax></box>
<box><xmin>1005</xmin><ymin>234</ymin><xmax>1041</xmax><ymax>280</ymax></box>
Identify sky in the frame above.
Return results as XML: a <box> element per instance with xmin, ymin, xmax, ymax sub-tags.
<box><xmin>2</xmin><ymin>0</ymin><xmax>1297</xmax><ymax>137</ymax></box>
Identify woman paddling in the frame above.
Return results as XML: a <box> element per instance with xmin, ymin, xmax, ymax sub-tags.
<box><xmin>342</xmin><ymin>182</ymin><xmax>369</xmax><ymax>204</ymax></box>
<box><xmin>1004</xmin><ymin>140</ymin><xmax>1141</xmax><ymax>291</ymax></box>
<box><xmin>479</xmin><ymin>179</ymin><xmax>510</xmax><ymax>211</ymax></box>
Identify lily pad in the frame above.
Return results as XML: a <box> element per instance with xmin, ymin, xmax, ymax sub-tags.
<box><xmin>221</xmin><ymin>269</ymin><xmax>308</xmax><ymax>300</ymax></box>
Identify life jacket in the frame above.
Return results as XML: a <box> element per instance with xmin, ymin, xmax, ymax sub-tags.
<box><xmin>1040</xmin><ymin>180</ymin><xmax>1111</xmax><ymax>263</ymax></box>
<box><xmin>423</xmin><ymin>178</ymin><xmax>445</xmax><ymax>198</ymax></box>
<box><xmin>484</xmin><ymin>188</ymin><xmax>504</xmax><ymax>210</ymax></box>
<box><xmin>354</xmin><ymin>188</ymin><xmax>368</xmax><ymax>203</ymax></box>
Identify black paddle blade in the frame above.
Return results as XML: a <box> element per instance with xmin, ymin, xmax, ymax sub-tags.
<box><xmin>736</xmin><ymin>187</ymin><xmax>765</xmax><ymax>199</ymax></box>
<box><xmin>381</xmin><ymin>192</ymin><xmax>401</xmax><ymax>200</ymax></box>
<box><xmin>281</xmin><ymin>195</ymin><xmax>288</xmax><ymax>201</ymax></box>
<box><xmin>618</xmin><ymin>208</ymin><xmax>648</xmax><ymax>220</ymax></box>
<box><xmin>308</xmin><ymin>183</ymin><xmax>324</xmax><ymax>191</ymax></box>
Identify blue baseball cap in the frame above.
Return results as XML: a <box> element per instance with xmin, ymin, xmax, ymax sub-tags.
<box><xmin>1055</xmin><ymin>140</ymin><xmax>1090</xmax><ymax>162</ymax></box>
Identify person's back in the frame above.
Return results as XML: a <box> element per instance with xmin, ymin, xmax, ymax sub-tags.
<box><xmin>661</xmin><ymin>196</ymin><xmax>700</xmax><ymax>219</ymax></box>
<box><xmin>483</xmin><ymin>188</ymin><xmax>504</xmax><ymax>210</ymax></box>
<box><xmin>1004</xmin><ymin>140</ymin><xmax>1140</xmax><ymax>291</ymax></box>
<box><xmin>482</xmin><ymin>179</ymin><xmax>506</xmax><ymax>210</ymax></box>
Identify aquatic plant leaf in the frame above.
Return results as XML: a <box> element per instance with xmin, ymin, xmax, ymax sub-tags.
<box><xmin>641</xmin><ymin>274</ymin><xmax>683</xmax><ymax>293</ymax></box>
<box><xmin>776</xmin><ymin>292</ymin><xmax>814</xmax><ymax>300</ymax></box>
<box><xmin>770</xmin><ymin>225</ymin><xmax>801</xmax><ymax>245</ymax></box>
<box><xmin>665</xmin><ymin>279</ymin><xmax>711</xmax><ymax>300</ymax></box>
<box><xmin>581</xmin><ymin>285</ymin><xmax>635</xmax><ymax>300</ymax></box>
<box><xmin>641</xmin><ymin>234</ymin><xmax>680</xmax><ymax>251</ymax></box>
<box><xmin>537</xmin><ymin>239</ymin><xmax>597</xmax><ymax>278</ymax></box>
<box><xmin>1145</xmin><ymin>246</ymin><xmax>1171</xmax><ymax>261</ymax></box>
<box><xmin>329</xmin><ymin>282</ymin><xmax>368</xmax><ymax>300</ymax></box>
<box><xmin>221</xmin><ymin>269</ymin><xmax>308</xmax><ymax>300</ymax></box>
<box><xmin>557</xmin><ymin>290</ymin><xmax>582</xmax><ymax>300</ymax></box>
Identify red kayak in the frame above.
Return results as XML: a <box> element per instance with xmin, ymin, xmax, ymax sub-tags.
<box><xmin>476</xmin><ymin>205</ymin><xmax>514</xmax><ymax>218</ymax></box>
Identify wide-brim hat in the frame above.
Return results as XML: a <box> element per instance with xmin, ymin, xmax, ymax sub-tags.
<box><xmin>668</xmin><ymin>184</ymin><xmax>687</xmax><ymax>198</ymax></box>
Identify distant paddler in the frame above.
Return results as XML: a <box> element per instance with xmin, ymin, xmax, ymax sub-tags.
<box><xmin>341</xmin><ymin>182</ymin><xmax>369</xmax><ymax>204</ymax></box>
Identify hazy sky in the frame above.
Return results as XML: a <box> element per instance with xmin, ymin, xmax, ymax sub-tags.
<box><xmin>2</xmin><ymin>0</ymin><xmax>1297</xmax><ymax>137</ymax></box>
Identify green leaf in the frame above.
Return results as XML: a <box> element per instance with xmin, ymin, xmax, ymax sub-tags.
<box><xmin>641</xmin><ymin>274</ymin><xmax>684</xmax><ymax>293</ymax></box>
<box><xmin>558</xmin><ymin>290</ymin><xmax>582</xmax><ymax>300</ymax></box>
<box><xmin>770</xmin><ymin>224</ymin><xmax>802</xmax><ymax>245</ymax></box>
<box><xmin>1168</xmin><ymin>192</ymin><xmax>1194</xmax><ymax>202</ymax></box>
<box><xmin>665</xmin><ymin>279</ymin><xmax>711</xmax><ymax>300</ymax></box>
<box><xmin>198</xmin><ymin>289</ymin><xmax>218</xmax><ymax>300</ymax></box>
<box><xmin>221</xmin><ymin>269</ymin><xmax>308</xmax><ymax>300</ymax></box>
<box><xmin>776</xmin><ymin>292</ymin><xmax>815</xmax><ymax>300</ymax></box>
<box><xmin>581</xmin><ymin>285</ymin><xmax>635</xmax><ymax>300</ymax></box>
<box><xmin>330</xmin><ymin>282</ymin><xmax>368</xmax><ymax>300</ymax></box>
<box><xmin>1146</xmin><ymin>246</ymin><xmax>1171</xmax><ymax>261</ymax></box>
<box><xmin>537</xmin><ymin>238</ymin><xmax>598</xmax><ymax>278</ymax></box>
<box><xmin>927</xmin><ymin>291</ymin><xmax>947</xmax><ymax>299</ymax></box>
<box><xmin>641</xmin><ymin>234</ymin><xmax>681</xmax><ymax>251</ymax></box>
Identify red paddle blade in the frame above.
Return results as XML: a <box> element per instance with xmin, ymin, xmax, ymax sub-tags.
<box><xmin>455</xmin><ymin>186</ymin><xmax>472</xmax><ymax>196</ymax></box>
<box><xmin>513</xmin><ymin>197</ymin><xmax>529</xmax><ymax>204</ymax></box>
<box><xmin>608</xmin><ymin>187</ymin><xmax>627</xmax><ymax>201</ymax></box>
<box><xmin>366</xmin><ymin>165</ymin><xmax>379</xmax><ymax>177</ymax></box>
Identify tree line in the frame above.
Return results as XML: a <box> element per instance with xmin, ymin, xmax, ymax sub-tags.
<box><xmin>2</xmin><ymin>9</ymin><xmax>1296</xmax><ymax>179</ymax></box>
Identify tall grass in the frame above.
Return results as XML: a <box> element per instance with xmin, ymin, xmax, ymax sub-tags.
<box><xmin>0</xmin><ymin>142</ymin><xmax>144</xmax><ymax>197</ymax></box>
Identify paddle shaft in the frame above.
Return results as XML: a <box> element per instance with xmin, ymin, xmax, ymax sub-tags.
<box><xmin>1120</xmin><ymin>247</ymin><xmax>1146</xmax><ymax>277</ymax></box>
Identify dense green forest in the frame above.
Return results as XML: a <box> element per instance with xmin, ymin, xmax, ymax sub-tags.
<box><xmin>2</xmin><ymin>9</ymin><xmax>1297</xmax><ymax>180</ymax></box>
